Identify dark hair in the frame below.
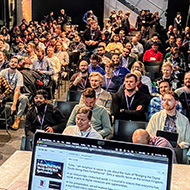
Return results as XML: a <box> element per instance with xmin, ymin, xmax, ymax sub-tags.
<box><xmin>125</xmin><ymin>73</ymin><xmax>138</xmax><ymax>82</ymax></box>
<box><xmin>10</xmin><ymin>56</ymin><xmax>19</xmax><ymax>63</ymax></box>
<box><xmin>35</xmin><ymin>89</ymin><xmax>49</xmax><ymax>100</ymax></box>
<box><xmin>152</xmin><ymin>42</ymin><xmax>159</xmax><ymax>46</ymax></box>
<box><xmin>90</xmin><ymin>54</ymin><xmax>101</xmax><ymax>62</ymax></box>
<box><xmin>164</xmin><ymin>91</ymin><xmax>179</xmax><ymax>101</ymax></box>
<box><xmin>77</xmin><ymin>106</ymin><xmax>92</xmax><ymax>120</ymax></box>
<box><xmin>82</xmin><ymin>88</ymin><xmax>96</xmax><ymax>99</ymax></box>
<box><xmin>158</xmin><ymin>80</ymin><xmax>172</xmax><ymax>88</ymax></box>
<box><xmin>97</xmin><ymin>45</ymin><xmax>105</xmax><ymax>50</ymax></box>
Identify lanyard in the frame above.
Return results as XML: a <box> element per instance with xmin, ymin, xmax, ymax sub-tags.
<box><xmin>125</xmin><ymin>91</ymin><xmax>135</xmax><ymax>110</ymax></box>
<box><xmin>8</xmin><ymin>70</ymin><xmax>16</xmax><ymax>85</ymax></box>
<box><xmin>35</xmin><ymin>105</ymin><xmax>48</xmax><ymax>128</ymax></box>
<box><xmin>166</xmin><ymin>115</ymin><xmax>176</xmax><ymax>132</ymax></box>
<box><xmin>81</xmin><ymin>76</ymin><xmax>88</xmax><ymax>88</ymax></box>
<box><xmin>104</xmin><ymin>76</ymin><xmax>112</xmax><ymax>91</ymax></box>
<box><xmin>80</xmin><ymin>127</ymin><xmax>91</xmax><ymax>137</ymax></box>
<box><xmin>75</xmin><ymin>42</ymin><xmax>81</xmax><ymax>50</ymax></box>
<box><xmin>122</xmin><ymin>57</ymin><xmax>129</xmax><ymax>68</ymax></box>
<box><xmin>114</xmin><ymin>68</ymin><xmax>120</xmax><ymax>76</ymax></box>
<box><xmin>184</xmin><ymin>90</ymin><xmax>190</xmax><ymax>109</ymax></box>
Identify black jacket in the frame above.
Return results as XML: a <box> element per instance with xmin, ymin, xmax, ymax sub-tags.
<box><xmin>25</xmin><ymin>103</ymin><xmax>66</xmax><ymax>136</ymax></box>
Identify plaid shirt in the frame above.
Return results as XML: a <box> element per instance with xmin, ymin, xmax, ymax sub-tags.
<box><xmin>148</xmin><ymin>95</ymin><xmax>182</xmax><ymax>120</ymax></box>
<box><xmin>0</xmin><ymin>76</ymin><xmax>12</xmax><ymax>99</ymax></box>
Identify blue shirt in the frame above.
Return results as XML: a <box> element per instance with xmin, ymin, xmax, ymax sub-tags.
<box><xmin>113</xmin><ymin>66</ymin><xmax>130</xmax><ymax>82</ymax></box>
<box><xmin>89</xmin><ymin>64</ymin><xmax>105</xmax><ymax>76</ymax></box>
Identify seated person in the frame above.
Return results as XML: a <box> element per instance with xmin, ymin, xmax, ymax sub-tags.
<box><xmin>67</xmin><ymin>88</ymin><xmax>112</xmax><ymax>138</ymax></box>
<box><xmin>112</xmin><ymin>73</ymin><xmax>150</xmax><ymax>121</ymax></box>
<box><xmin>132</xmin><ymin>129</ymin><xmax>177</xmax><ymax>163</ymax></box>
<box><xmin>69</xmin><ymin>60</ymin><xmax>90</xmax><ymax>91</ymax></box>
<box><xmin>143</xmin><ymin>42</ymin><xmax>163</xmax><ymax>62</ymax></box>
<box><xmin>106</xmin><ymin>34</ymin><xmax>123</xmax><ymax>54</ymax></box>
<box><xmin>102</xmin><ymin>61</ymin><xmax>122</xmax><ymax>93</ymax></box>
<box><xmin>146</xmin><ymin>91</ymin><xmax>190</xmax><ymax>149</ymax></box>
<box><xmin>119</xmin><ymin>47</ymin><xmax>135</xmax><ymax>70</ymax></box>
<box><xmin>88</xmin><ymin>54</ymin><xmax>105</xmax><ymax>76</ymax></box>
<box><xmin>63</xmin><ymin>106</ymin><xmax>102</xmax><ymax>139</ymax></box>
<box><xmin>153</xmin><ymin>62</ymin><xmax>181</xmax><ymax>93</ymax></box>
<box><xmin>32</xmin><ymin>48</ymin><xmax>54</xmax><ymax>86</ymax></box>
<box><xmin>112</xmin><ymin>54</ymin><xmax>130</xmax><ymax>83</ymax></box>
<box><xmin>131</xmin><ymin>61</ymin><xmax>152</xmax><ymax>94</ymax></box>
<box><xmin>164</xmin><ymin>34</ymin><xmax>176</xmax><ymax>53</ymax></box>
<box><xmin>0</xmin><ymin>56</ymin><xmax>28</xmax><ymax>129</ymax></box>
<box><xmin>25</xmin><ymin>89</ymin><xmax>66</xmax><ymax>137</ymax></box>
<box><xmin>132</xmin><ymin>70</ymin><xmax>151</xmax><ymax>99</ymax></box>
<box><xmin>68</xmin><ymin>35</ymin><xmax>86</xmax><ymax>59</ymax></box>
<box><xmin>80</xmin><ymin>72</ymin><xmax>112</xmax><ymax>114</ymax></box>
<box><xmin>149</xmin><ymin>80</ymin><xmax>182</xmax><ymax>120</ymax></box>
<box><xmin>164</xmin><ymin>47</ymin><xmax>186</xmax><ymax>81</ymax></box>
<box><xmin>97</xmin><ymin>45</ymin><xmax>111</xmax><ymax>66</ymax></box>
<box><xmin>175</xmin><ymin>72</ymin><xmax>190</xmax><ymax>120</ymax></box>
<box><xmin>131</xmin><ymin>36</ymin><xmax>144</xmax><ymax>57</ymax></box>
<box><xmin>0</xmin><ymin>50</ymin><xmax>9</xmax><ymax>71</ymax></box>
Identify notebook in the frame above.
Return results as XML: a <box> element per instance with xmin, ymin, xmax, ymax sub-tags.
<box><xmin>28</xmin><ymin>132</ymin><xmax>173</xmax><ymax>190</ymax></box>
<box><xmin>156</xmin><ymin>130</ymin><xmax>179</xmax><ymax>147</ymax></box>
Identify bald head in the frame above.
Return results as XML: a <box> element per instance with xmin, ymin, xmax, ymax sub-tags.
<box><xmin>132</xmin><ymin>129</ymin><xmax>150</xmax><ymax>144</ymax></box>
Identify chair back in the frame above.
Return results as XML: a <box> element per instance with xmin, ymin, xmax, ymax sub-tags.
<box><xmin>113</xmin><ymin>120</ymin><xmax>148</xmax><ymax>142</ymax></box>
<box><xmin>54</xmin><ymin>101</ymin><xmax>78</xmax><ymax>126</ymax></box>
<box><xmin>66</xmin><ymin>90</ymin><xmax>82</xmax><ymax>102</ymax></box>
<box><xmin>144</xmin><ymin>61</ymin><xmax>162</xmax><ymax>81</ymax></box>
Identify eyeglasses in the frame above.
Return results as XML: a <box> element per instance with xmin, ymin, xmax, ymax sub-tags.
<box><xmin>34</xmin><ymin>96</ymin><xmax>44</xmax><ymax>100</ymax></box>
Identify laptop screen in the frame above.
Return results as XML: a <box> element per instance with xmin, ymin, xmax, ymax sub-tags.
<box><xmin>28</xmin><ymin>132</ymin><xmax>173</xmax><ymax>190</ymax></box>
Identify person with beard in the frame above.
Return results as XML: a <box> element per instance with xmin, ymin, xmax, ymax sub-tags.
<box><xmin>112</xmin><ymin>73</ymin><xmax>149</xmax><ymax>121</ymax></box>
<box><xmin>97</xmin><ymin>45</ymin><xmax>111</xmax><ymax>66</ymax></box>
<box><xmin>67</xmin><ymin>88</ymin><xmax>112</xmax><ymax>138</ymax></box>
<box><xmin>148</xmin><ymin>80</ymin><xmax>182</xmax><ymax>120</ymax></box>
<box><xmin>175</xmin><ymin>72</ymin><xmax>190</xmax><ymax>120</ymax></box>
<box><xmin>25</xmin><ymin>89</ymin><xmax>66</xmax><ymax>137</ymax></box>
<box><xmin>0</xmin><ymin>56</ymin><xmax>28</xmax><ymax>129</ymax></box>
<box><xmin>63</xmin><ymin>106</ymin><xmax>102</xmax><ymax>139</ymax></box>
<box><xmin>147</xmin><ymin>91</ymin><xmax>190</xmax><ymax>149</ymax></box>
<box><xmin>69</xmin><ymin>60</ymin><xmax>90</xmax><ymax>91</ymax></box>
<box><xmin>119</xmin><ymin>47</ymin><xmax>135</xmax><ymax>70</ymax></box>
<box><xmin>112</xmin><ymin>54</ymin><xmax>130</xmax><ymax>83</ymax></box>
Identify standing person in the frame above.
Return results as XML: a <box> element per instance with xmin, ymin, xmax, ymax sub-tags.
<box><xmin>102</xmin><ymin>61</ymin><xmax>122</xmax><ymax>93</ymax></box>
<box><xmin>0</xmin><ymin>57</ymin><xmax>28</xmax><ymax>129</ymax></box>
<box><xmin>174</xmin><ymin>12</ymin><xmax>182</xmax><ymax>34</ymax></box>
<box><xmin>63</xmin><ymin>106</ymin><xmax>102</xmax><ymax>139</ymax></box>
<box><xmin>59</xmin><ymin>9</ymin><xmax>68</xmax><ymax>32</ymax></box>
<box><xmin>82</xmin><ymin>10</ymin><xmax>98</xmax><ymax>24</ymax></box>
<box><xmin>121</xmin><ymin>11</ymin><xmax>131</xmax><ymax>36</ymax></box>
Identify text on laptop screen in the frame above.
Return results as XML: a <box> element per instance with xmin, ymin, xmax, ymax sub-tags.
<box><xmin>30</xmin><ymin>135</ymin><xmax>170</xmax><ymax>190</ymax></box>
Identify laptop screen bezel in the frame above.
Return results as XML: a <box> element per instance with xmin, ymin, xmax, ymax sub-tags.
<box><xmin>28</xmin><ymin>132</ymin><xmax>173</xmax><ymax>190</ymax></box>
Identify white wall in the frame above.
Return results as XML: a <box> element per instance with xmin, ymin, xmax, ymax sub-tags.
<box><xmin>104</xmin><ymin>0</ymin><xmax>168</xmax><ymax>28</ymax></box>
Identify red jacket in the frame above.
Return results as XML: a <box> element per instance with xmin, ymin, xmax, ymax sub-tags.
<box><xmin>143</xmin><ymin>48</ymin><xmax>163</xmax><ymax>62</ymax></box>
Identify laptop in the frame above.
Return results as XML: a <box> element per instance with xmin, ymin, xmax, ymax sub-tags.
<box><xmin>28</xmin><ymin>132</ymin><xmax>173</xmax><ymax>190</ymax></box>
<box><xmin>156</xmin><ymin>130</ymin><xmax>179</xmax><ymax>147</ymax></box>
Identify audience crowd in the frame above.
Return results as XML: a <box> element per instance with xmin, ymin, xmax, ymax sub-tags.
<box><xmin>0</xmin><ymin>8</ymin><xmax>190</xmax><ymax>161</ymax></box>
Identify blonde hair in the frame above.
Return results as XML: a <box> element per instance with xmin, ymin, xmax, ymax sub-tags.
<box><xmin>89</xmin><ymin>72</ymin><xmax>104</xmax><ymax>84</ymax></box>
<box><xmin>162</xmin><ymin>62</ymin><xmax>173</xmax><ymax>70</ymax></box>
<box><xmin>131</xmin><ymin>61</ymin><xmax>146</xmax><ymax>75</ymax></box>
<box><xmin>132</xmin><ymin>70</ymin><xmax>142</xmax><ymax>80</ymax></box>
